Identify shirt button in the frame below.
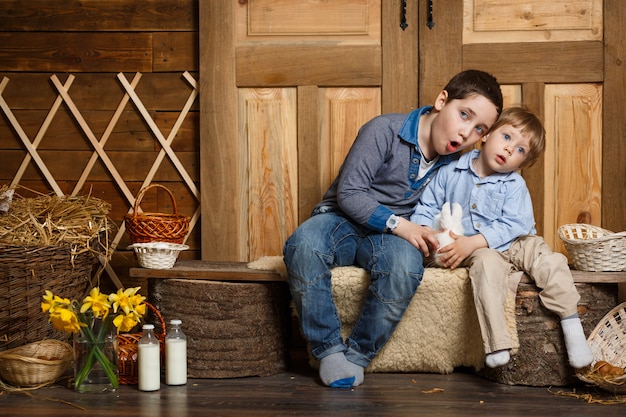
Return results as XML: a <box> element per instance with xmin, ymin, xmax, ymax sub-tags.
<box><xmin>476</xmin><ymin>223</ymin><xmax>481</xmax><ymax>228</ymax></box>
<box><xmin>471</xmin><ymin>203</ymin><xmax>477</xmax><ymax>209</ymax></box>
<box><xmin>409</xmin><ymin>174</ymin><xmax>416</xmax><ymax>179</ymax></box>
<box><xmin>476</xmin><ymin>184</ymin><xmax>481</xmax><ymax>188</ymax></box>
<box><xmin>412</xmin><ymin>158</ymin><xmax>419</xmax><ymax>164</ymax></box>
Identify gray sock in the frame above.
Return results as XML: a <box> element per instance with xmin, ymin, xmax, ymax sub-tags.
<box><xmin>319</xmin><ymin>352</ymin><xmax>363</xmax><ymax>388</ymax></box>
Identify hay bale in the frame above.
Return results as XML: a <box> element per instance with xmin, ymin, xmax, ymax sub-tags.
<box><xmin>150</xmin><ymin>278</ymin><xmax>290</xmax><ymax>378</ymax></box>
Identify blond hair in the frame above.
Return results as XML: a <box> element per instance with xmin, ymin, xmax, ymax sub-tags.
<box><xmin>490</xmin><ymin>106</ymin><xmax>545</xmax><ymax>168</ymax></box>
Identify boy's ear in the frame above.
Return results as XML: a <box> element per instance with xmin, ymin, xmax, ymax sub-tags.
<box><xmin>433</xmin><ymin>90</ymin><xmax>449</xmax><ymax>111</ymax></box>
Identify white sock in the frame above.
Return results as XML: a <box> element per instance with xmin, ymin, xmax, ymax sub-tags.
<box><xmin>561</xmin><ymin>317</ymin><xmax>594</xmax><ymax>368</ymax></box>
<box><xmin>319</xmin><ymin>352</ymin><xmax>363</xmax><ymax>388</ymax></box>
<box><xmin>485</xmin><ymin>349</ymin><xmax>510</xmax><ymax>368</ymax></box>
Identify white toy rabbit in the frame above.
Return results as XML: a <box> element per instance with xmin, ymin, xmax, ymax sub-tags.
<box><xmin>432</xmin><ymin>202</ymin><xmax>464</xmax><ymax>267</ymax></box>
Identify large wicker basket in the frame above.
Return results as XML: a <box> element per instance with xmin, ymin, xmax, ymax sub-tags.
<box><xmin>0</xmin><ymin>245</ymin><xmax>95</xmax><ymax>351</ymax></box>
<box><xmin>577</xmin><ymin>303</ymin><xmax>626</xmax><ymax>394</ymax></box>
<box><xmin>0</xmin><ymin>339</ymin><xmax>73</xmax><ymax>387</ymax></box>
<box><xmin>117</xmin><ymin>302</ymin><xmax>166</xmax><ymax>385</ymax></box>
<box><xmin>558</xmin><ymin>223</ymin><xmax>626</xmax><ymax>272</ymax></box>
<box><xmin>124</xmin><ymin>184</ymin><xmax>190</xmax><ymax>244</ymax></box>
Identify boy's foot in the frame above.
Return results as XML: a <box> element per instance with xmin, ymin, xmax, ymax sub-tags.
<box><xmin>485</xmin><ymin>349</ymin><xmax>510</xmax><ymax>368</ymax></box>
<box><xmin>319</xmin><ymin>352</ymin><xmax>364</xmax><ymax>388</ymax></box>
<box><xmin>561</xmin><ymin>317</ymin><xmax>594</xmax><ymax>368</ymax></box>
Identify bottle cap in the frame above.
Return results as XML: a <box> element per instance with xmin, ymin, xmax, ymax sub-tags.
<box><xmin>143</xmin><ymin>324</ymin><xmax>155</xmax><ymax>330</ymax></box>
<box><xmin>170</xmin><ymin>319</ymin><xmax>182</xmax><ymax>325</ymax></box>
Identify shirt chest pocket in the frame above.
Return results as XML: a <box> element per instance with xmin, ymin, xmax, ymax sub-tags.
<box><xmin>470</xmin><ymin>187</ymin><xmax>506</xmax><ymax>220</ymax></box>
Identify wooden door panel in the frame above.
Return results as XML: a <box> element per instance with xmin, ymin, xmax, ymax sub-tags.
<box><xmin>320</xmin><ymin>88</ymin><xmax>381</xmax><ymax>192</ymax></box>
<box><xmin>239</xmin><ymin>88</ymin><xmax>298</xmax><ymax>260</ymax></box>
<box><xmin>543</xmin><ymin>84</ymin><xmax>602</xmax><ymax>253</ymax></box>
<box><xmin>201</xmin><ymin>0</ymin><xmax>393</xmax><ymax>261</ymax></box>
<box><xmin>463</xmin><ymin>0</ymin><xmax>602</xmax><ymax>43</ymax></box>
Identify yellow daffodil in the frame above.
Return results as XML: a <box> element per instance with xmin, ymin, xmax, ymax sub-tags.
<box><xmin>80</xmin><ymin>287</ymin><xmax>111</xmax><ymax>319</ymax></box>
<box><xmin>109</xmin><ymin>286</ymin><xmax>143</xmax><ymax>316</ymax></box>
<box><xmin>113</xmin><ymin>312</ymin><xmax>141</xmax><ymax>333</ymax></box>
<box><xmin>41</xmin><ymin>286</ymin><xmax>148</xmax><ymax>392</ymax></box>
<box><xmin>49</xmin><ymin>307</ymin><xmax>84</xmax><ymax>333</ymax></box>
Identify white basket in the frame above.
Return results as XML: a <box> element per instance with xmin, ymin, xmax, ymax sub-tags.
<box><xmin>128</xmin><ymin>242</ymin><xmax>189</xmax><ymax>269</ymax></box>
<box><xmin>558</xmin><ymin>224</ymin><xmax>626</xmax><ymax>272</ymax></box>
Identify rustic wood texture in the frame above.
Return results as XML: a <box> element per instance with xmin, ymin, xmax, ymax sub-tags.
<box><xmin>130</xmin><ymin>260</ymin><xmax>284</xmax><ymax>282</ymax></box>
<box><xmin>382</xmin><ymin>0</ymin><xmax>418</xmax><ymax>114</ymax></box>
<box><xmin>239</xmin><ymin>88</ymin><xmax>298</xmax><ymax>260</ymax></box>
<box><xmin>0</xmin><ymin>33</ymin><xmax>153</xmax><ymax>73</ymax></box>
<box><xmin>602</xmin><ymin>0</ymin><xmax>626</xmax><ymax>232</ymax></box>
<box><xmin>543</xmin><ymin>84</ymin><xmax>603</xmax><ymax>252</ymax></box>
<box><xmin>3</xmin><ymin>370</ymin><xmax>626</xmax><ymax>417</ymax></box>
<box><xmin>479</xmin><ymin>281</ymin><xmax>617</xmax><ymax>386</ymax></box>
<box><xmin>463</xmin><ymin>0</ymin><xmax>602</xmax><ymax>44</ymax></box>
<box><xmin>0</xmin><ymin>0</ymin><xmax>197</xmax><ymax>32</ymax></box>
<box><xmin>238</xmin><ymin>0</ymin><xmax>380</xmax><ymax>41</ymax></box>
<box><xmin>0</xmin><ymin>0</ymin><xmax>199</xmax><ymax>290</ymax></box>
<box><xmin>150</xmin><ymin>278</ymin><xmax>290</xmax><ymax>378</ymax></box>
<box><xmin>320</xmin><ymin>88</ymin><xmax>381</xmax><ymax>195</ymax></box>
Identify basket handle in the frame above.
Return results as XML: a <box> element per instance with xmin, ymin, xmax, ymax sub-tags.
<box><xmin>131</xmin><ymin>184</ymin><xmax>179</xmax><ymax>218</ymax></box>
<box><xmin>145</xmin><ymin>301</ymin><xmax>167</xmax><ymax>336</ymax></box>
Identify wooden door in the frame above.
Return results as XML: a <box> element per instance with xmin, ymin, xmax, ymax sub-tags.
<box><xmin>200</xmin><ymin>1</ymin><xmax>420</xmax><ymax>261</ymax></box>
<box><xmin>418</xmin><ymin>0</ymin><xmax>625</xmax><ymax>255</ymax></box>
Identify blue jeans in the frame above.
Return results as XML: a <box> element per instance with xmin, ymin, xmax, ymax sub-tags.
<box><xmin>283</xmin><ymin>212</ymin><xmax>424</xmax><ymax>367</ymax></box>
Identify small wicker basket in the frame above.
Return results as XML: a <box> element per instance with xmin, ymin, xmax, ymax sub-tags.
<box><xmin>577</xmin><ymin>303</ymin><xmax>626</xmax><ymax>394</ymax></box>
<box><xmin>128</xmin><ymin>242</ymin><xmax>189</xmax><ymax>269</ymax></box>
<box><xmin>124</xmin><ymin>184</ymin><xmax>190</xmax><ymax>244</ymax></box>
<box><xmin>558</xmin><ymin>223</ymin><xmax>626</xmax><ymax>272</ymax></box>
<box><xmin>117</xmin><ymin>302</ymin><xmax>166</xmax><ymax>385</ymax></box>
<box><xmin>0</xmin><ymin>339</ymin><xmax>73</xmax><ymax>388</ymax></box>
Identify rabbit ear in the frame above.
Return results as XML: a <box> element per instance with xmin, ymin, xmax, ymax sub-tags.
<box><xmin>441</xmin><ymin>202</ymin><xmax>451</xmax><ymax>216</ymax></box>
<box><xmin>451</xmin><ymin>202</ymin><xmax>463</xmax><ymax>218</ymax></box>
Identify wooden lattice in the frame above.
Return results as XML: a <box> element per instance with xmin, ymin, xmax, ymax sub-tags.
<box><xmin>0</xmin><ymin>72</ymin><xmax>200</xmax><ymax>288</ymax></box>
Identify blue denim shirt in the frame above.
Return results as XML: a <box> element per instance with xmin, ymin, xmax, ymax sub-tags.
<box><xmin>410</xmin><ymin>150</ymin><xmax>536</xmax><ymax>252</ymax></box>
<box><xmin>314</xmin><ymin>107</ymin><xmax>456</xmax><ymax>232</ymax></box>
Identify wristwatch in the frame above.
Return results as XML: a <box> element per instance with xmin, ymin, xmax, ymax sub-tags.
<box><xmin>385</xmin><ymin>214</ymin><xmax>400</xmax><ymax>233</ymax></box>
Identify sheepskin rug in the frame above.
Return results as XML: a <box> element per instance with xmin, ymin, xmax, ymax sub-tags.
<box><xmin>248</xmin><ymin>256</ymin><xmax>519</xmax><ymax>374</ymax></box>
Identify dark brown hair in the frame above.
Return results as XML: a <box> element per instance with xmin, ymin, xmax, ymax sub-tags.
<box><xmin>444</xmin><ymin>69</ymin><xmax>503</xmax><ymax>116</ymax></box>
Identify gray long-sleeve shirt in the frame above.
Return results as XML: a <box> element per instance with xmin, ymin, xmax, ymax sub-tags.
<box><xmin>314</xmin><ymin>106</ymin><xmax>456</xmax><ymax>233</ymax></box>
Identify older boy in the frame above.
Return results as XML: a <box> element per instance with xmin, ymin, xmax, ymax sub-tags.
<box><xmin>411</xmin><ymin>107</ymin><xmax>593</xmax><ymax>369</ymax></box>
<box><xmin>284</xmin><ymin>70</ymin><xmax>503</xmax><ymax>388</ymax></box>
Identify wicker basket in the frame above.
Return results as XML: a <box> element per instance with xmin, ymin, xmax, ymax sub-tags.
<box><xmin>0</xmin><ymin>245</ymin><xmax>95</xmax><ymax>351</ymax></box>
<box><xmin>0</xmin><ymin>339</ymin><xmax>73</xmax><ymax>387</ymax></box>
<box><xmin>124</xmin><ymin>184</ymin><xmax>190</xmax><ymax>244</ymax></box>
<box><xmin>128</xmin><ymin>242</ymin><xmax>189</xmax><ymax>269</ymax></box>
<box><xmin>117</xmin><ymin>302</ymin><xmax>166</xmax><ymax>385</ymax></box>
<box><xmin>577</xmin><ymin>303</ymin><xmax>626</xmax><ymax>394</ymax></box>
<box><xmin>557</xmin><ymin>224</ymin><xmax>626</xmax><ymax>272</ymax></box>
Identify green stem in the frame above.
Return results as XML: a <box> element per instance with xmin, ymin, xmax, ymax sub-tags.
<box><xmin>74</xmin><ymin>315</ymin><xmax>119</xmax><ymax>390</ymax></box>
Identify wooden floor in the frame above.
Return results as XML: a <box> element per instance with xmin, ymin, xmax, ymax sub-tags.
<box><xmin>1</xmin><ymin>361</ymin><xmax>625</xmax><ymax>417</ymax></box>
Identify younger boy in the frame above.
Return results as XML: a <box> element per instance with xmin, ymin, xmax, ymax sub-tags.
<box><xmin>410</xmin><ymin>107</ymin><xmax>593</xmax><ymax>369</ymax></box>
<box><xmin>284</xmin><ymin>70</ymin><xmax>503</xmax><ymax>388</ymax></box>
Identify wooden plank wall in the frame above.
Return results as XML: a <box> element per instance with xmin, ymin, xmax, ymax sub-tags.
<box><xmin>0</xmin><ymin>0</ymin><xmax>199</xmax><ymax>292</ymax></box>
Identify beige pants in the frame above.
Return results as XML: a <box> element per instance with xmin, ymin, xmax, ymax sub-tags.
<box><xmin>462</xmin><ymin>235</ymin><xmax>580</xmax><ymax>353</ymax></box>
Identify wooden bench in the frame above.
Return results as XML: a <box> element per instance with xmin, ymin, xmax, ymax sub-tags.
<box><xmin>131</xmin><ymin>261</ymin><xmax>626</xmax><ymax>386</ymax></box>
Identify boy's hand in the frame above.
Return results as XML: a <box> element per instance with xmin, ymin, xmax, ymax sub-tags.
<box><xmin>436</xmin><ymin>232</ymin><xmax>487</xmax><ymax>269</ymax></box>
<box><xmin>393</xmin><ymin>218</ymin><xmax>439</xmax><ymax>257</ymax></box>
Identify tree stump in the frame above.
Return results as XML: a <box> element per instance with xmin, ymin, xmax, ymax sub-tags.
<box><xmin>478</xmin><ymin>281</ymin><xmax>617</xmax><ymax>386</ymax></box>
<box><xmin>150</xmin><ymin>278</ymin><xmax>290</xmax><ymax>378</ymax></box>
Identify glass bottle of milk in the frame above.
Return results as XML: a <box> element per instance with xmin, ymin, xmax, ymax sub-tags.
<box><xmin>165</xmin><ymin>319</ymin><xmax>187</xmax><ymax>385</ymax></box>
<box><xmin>138</xmin><ymin>324</ymin><xmax>160</xmax><ymax>391</ymax></box>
